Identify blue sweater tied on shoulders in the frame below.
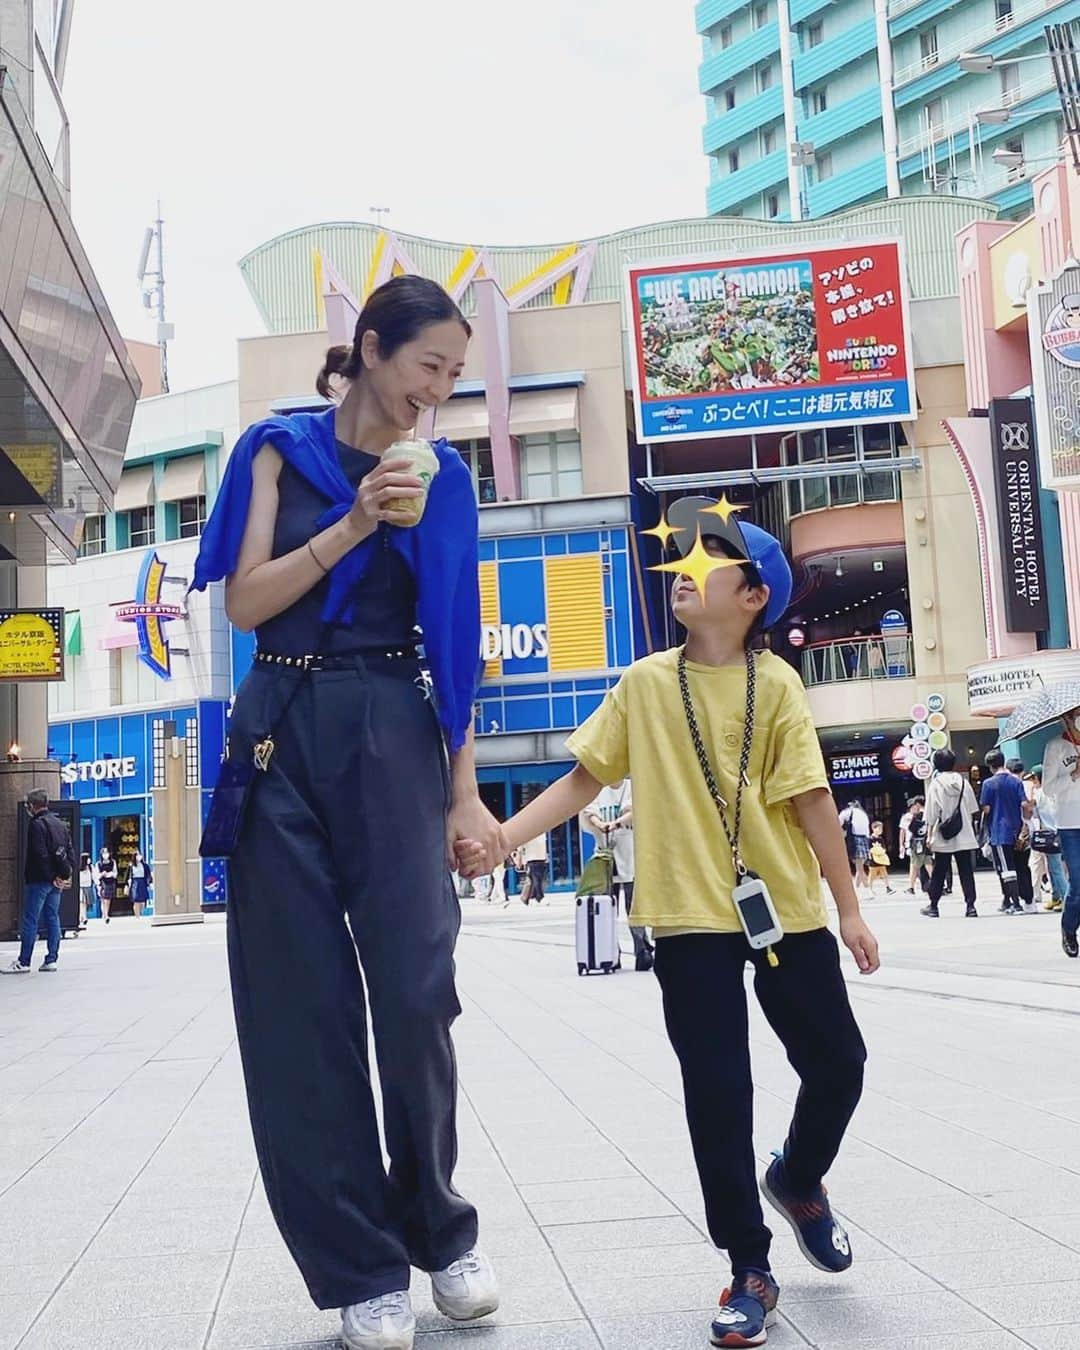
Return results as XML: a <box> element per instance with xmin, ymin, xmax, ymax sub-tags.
<box><xmin>191</xmin><ymin>408</ymin><xmax>481</xmax><ymax>751</ymax></box>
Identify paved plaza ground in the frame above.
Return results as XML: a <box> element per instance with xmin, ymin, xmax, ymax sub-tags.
<box><xmin>2</xmin><ymin>873</ymin><xmax>1080</xmax><ymax>1350</ymax></box>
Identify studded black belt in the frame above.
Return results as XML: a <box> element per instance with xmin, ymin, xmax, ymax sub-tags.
<box><xmin>254</xmin><ymin>647</ymin><xmax>418</xmax><ymax>671</ymax></box>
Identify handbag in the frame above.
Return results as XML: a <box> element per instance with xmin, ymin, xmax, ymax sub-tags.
<box><xmin>199</xmin><ymin>660</ymin><xmax>316</xmax><ymax>860</ymax></box>
<box><xmin>938</xmin><ymin>783</ymin><xmax>965</xmax><ymax>841</ymax></box>
<box><xmin>1031</xmin><ymin>828</ymin><xmax>1061</xmax><ymax>854</ymax></box>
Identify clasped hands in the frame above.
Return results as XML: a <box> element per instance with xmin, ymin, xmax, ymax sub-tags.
<box><xmin>448</xmin><ymin>795</ymin><xmax>509</xmax><ymax>880</ymax></box>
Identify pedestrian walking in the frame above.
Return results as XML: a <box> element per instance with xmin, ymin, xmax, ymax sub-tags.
<box><xmin>1040</xmin><ymin>709</ymin><xmax>1080</xmax><ymax>958</ymax></box>
<box><xmin>78</xmin><ymin>852</ymin><xmax>93</xmax><ymax>929</ymax></box>
<box><xmin>521</xmin><ymin>833</ymin><xmax>548</xmax><ymax>903</ymax></box>
<box><xmin>868</xmin><ymin>821</ymin><xmax>894</xmax><ymax>894</ymax></box>
<box><xmin>899</xmin><ymin>797</ymin><xmax>930</xmax><ymax>895</ymax></box>
<box><xmin>191</xmin><ymin>275</ymin><xmax>502</xmax><ymax>1350</ymax></box>
<box><xmin>839</xmin><ymin>798</ymin><xmax>871</xmax><ymax>896</ymax></box>
<box><xmin>3</xmin><ymin>789</ymin><xmax>73</xmax><ymax>975</ymax></box>
<box><xmin>922</xmin><ymin>750</ymin><xmax>980</xmax><ymax>917</ymax></box>
<box><xmin>470</xmin><ymin>504</ymin><xmax>878</xmax><ymax>1348</ymax></box>
<box><xmin>93</xmin><ymin>848</ymin><xmax>116</xmax><ymax>924</ymax></box>
<box><xmin>128</xmin><ymin>851</ymin><xmax>152</xmax><ymax>917</ymax></box>
<box><xmin>1025</xmin><ymin>766</ymin><xmax>1068</xmax><ymax>913</ymax></box>
<box><xmin>584</xmin><ymin>778</ymin><xmax>654</xmax><ymax>971</ymax></box>
<box><xmin>981</xmin><ymin>749</ymin><xmax>1034</xmax><ymax>914</ymax></box>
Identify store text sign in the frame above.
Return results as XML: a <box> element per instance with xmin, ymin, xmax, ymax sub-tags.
<box><xmin>60</xmin><ymin>756</ymin><xmax>137</xmax><ymax>785</ymax></box>
<box><xmin>989</xmin><ymin>398</ymin><xmax>1049</xmax><ymax>633</ymax></box>
<box><xmin>625</xmin><ymin>241</ymin><xmax>916</xmax><ymax>442</ymax></box>
<box><xmin>967</xmin><ymin>650</ymin><xmax>1080</xmax><ymax>717</ymax></box>
<box><xmin>829</xmin><ymin>753</ymin><xmax>881</xmax><ymax>785</ymax></box>
<box><xmin>481</xmin><ymin>623</ymin><xmax>549</xmax><ymax>662</ymax></box>
<box><xmin>1028</xmin><ymin>262</ymin><xmax>1080</xmax><ymax>490</ymax></box>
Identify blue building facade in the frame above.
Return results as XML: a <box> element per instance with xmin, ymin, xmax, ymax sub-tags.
<box><xmin>697</xmin><ymin>0</ymin><xmax>1076</xmax><ymax>221</ymax></box>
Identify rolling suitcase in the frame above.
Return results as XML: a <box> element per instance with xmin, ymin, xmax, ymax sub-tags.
<box><xmin>575</xmin><ymin>848</ymin><xmax>620</xmax><ymax>975</ymax></box>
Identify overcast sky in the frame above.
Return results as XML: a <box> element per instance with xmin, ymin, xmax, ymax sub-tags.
<box><xmin>62</xmin><ymin>1</ymin><xmax>704</xmax><ymax>393</ymax></box>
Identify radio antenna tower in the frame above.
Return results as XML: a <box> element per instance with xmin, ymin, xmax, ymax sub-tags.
<box><xmin>136</xmin><ymin>202</ymin><xmax>174</xmax><ymax>393</ymax></box>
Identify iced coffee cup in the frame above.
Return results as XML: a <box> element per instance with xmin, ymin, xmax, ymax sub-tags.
<box><xmin>384</xmin><ymin>439</ymin><xmax>440</xmax><ymax>526</ymax></box>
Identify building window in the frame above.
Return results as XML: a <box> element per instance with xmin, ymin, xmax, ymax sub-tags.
<box><xmin>765</xmin><ymin>192</ymin><xmax>781</xmax><ymax>218</ymax></box>
<box><xmin>920</xmin><ymin>27</ymin><xmax>939</xmax><ymax>68</ymax></box>
<box><xmin>118</xmin><ymin>506</ymin><xmax>155</xmax><ymax>550</ymax></box>
<box><xmin>78</xmin><ymin>514</ymin><xmax>105</xmax><ymax>558</ymax></box>
<box><xmin>811</xmin><ymin>88</ymin><xmax>828</xmax><ymax>115</ymax></box>
<box><xmin>152</xmin><ymin>721</ymin><xmax>166</xmax><ymax>789</ymax></box>
<box><xmin>757</xmin><ymin>63</ymin><xmax>773</xmax><ymax>93</ymax></box>
<box><xmin>924</xmin><ymin>98</ymin><xmax>944</xmax><ymax>137</ymax></box>
<box><xmin>761</xmin><ymin>126</ymin><xmax>777</xmax><ymax>156</ymax></box>
<box><xmin>724</xmin><ymin>85</ymin><xmax>736</xmax><ymax>111</ymax></box>
<box><xmin>185</xmin><ymin>718</ymin><xmax>199</xmax><ymax>787</ymax></box>
<box><xmin>785</xmin><ymin>423</ymin><xmax>903</xmax><ymax>513</ymax></box>
<box><xmin>176</xmin><ymin>496</ymin><xmax>206</xmax><ymax>538</ymax></box>
<box><xmin>1001</xmin><ymin>63</ymin><xmax>1021</xmax><ymax>103</ymax></box>
<box><xmin>728</xmin><ymin>149</ymin><xmax>740</xmax><ymax>173</ymax></box>
<box><xmin>807</xmin><ymin>21</ymin><xmax>824</xmax><ymax>48</ymax></box>
<box><xmin>753</xmin><ymin>2</ymin><xmax>769</xmax><ymax>29</ymax></box>
<box><xmin>816</xmin><ymin>150</ymin><xmax>834</xmax><ymax>181</ymax></box>
<box><xmin>520</xmin><ymin>431</ymin><xmax>583</xmax><ymax>501</ymax></box>
<box><xmin>720</xmin><ymin>23</ymin><xmax>733</xmax><ymax>48</ymax></box>
<box><xmin>461</xmin><ymin>439</ymin><xmax>497</xmax><ymax>503</ymax></box>
<box><xmin>995</xmin><ymin>0</ymin><xmax>1014</xmax><ymax>26</ymax></box>
<box><xmin>1003</xmin><ymin>136</ymin><xmax>1026</xmax><ymax>181</ymax></box>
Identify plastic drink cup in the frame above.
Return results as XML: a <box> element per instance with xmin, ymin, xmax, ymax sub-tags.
<box><xmin>384</xmin><ymin>439</ymin><xmax>439</xmax><ymax>525</ymax></box>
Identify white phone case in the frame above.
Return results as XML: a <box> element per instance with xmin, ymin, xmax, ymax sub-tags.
<box><xmin>731</xmin><ymin>875</ymin><xmax>784</xmax><ymax>950</ymax></box>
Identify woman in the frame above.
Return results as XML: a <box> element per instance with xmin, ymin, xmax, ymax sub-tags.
<box><xmin>95</xmin><ymin>847</ymin><xmax>116</xmax><ymax>924</ymax></box>
<box><xmin>922</xmin><ymin>749</ymin><xmax>980</xmax><ymax>918</ymax></box>
<box><xmin>128</xmin><ymin>851</ymin><xmax>152</xmax><ymax>917</ymax></box>
<box><xmin>191</xmin><ymin>276</ymin><xmax>502</xmax><ymax>1350</ymax></box>
<box><xmin>78</xmin><ymin>852</ymin><xmax>93</xmax><ymax>929</ymax></box>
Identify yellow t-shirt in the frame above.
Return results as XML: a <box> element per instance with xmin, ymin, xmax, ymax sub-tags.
<box><xmin>565</xmin><ymin>647</ymin><xmax>829</xmax><ymax>933</ymax></box>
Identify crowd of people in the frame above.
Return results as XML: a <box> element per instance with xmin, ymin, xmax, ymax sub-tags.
<box><xmin>836</xmin><ymin>730</ymin><xmax>1080</xmax><ymax>959</ymax></box>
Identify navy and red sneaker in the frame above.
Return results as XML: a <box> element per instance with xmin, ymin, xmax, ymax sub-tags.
<box><xmin>710</xmin><ymin>1269</ymin><xmax>779</xmax><ymax>1348</ymax></box>
<box><xmin>760</xmin><ymin>1153</ymin><xmax>852</xmax><ymax>1273</ymax></box>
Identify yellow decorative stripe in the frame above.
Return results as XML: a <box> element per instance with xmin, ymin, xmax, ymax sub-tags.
<box><xmin>506</xmin><ymin>244</ymin><xmax>578</xmax><ymax>298</ymax></box>
<box><xmin>364</xmin><ymin>232</ymin><xmax>387</xmax><ymax>300</ymax></box>
<box><xmin>447</xmin><ymin>247</ymin><xmax>477</xmax><ymax>294</ymax></box>
<box><xmin>552</xmin><ymin>273</ymin><xmax>572</xmax><ymax>306</ymax></box>
<box><xmin>312</xmin><ymin>249</ymin><xmax>326</xmax><ymax>326</ymax></box>
<box><xmin>479</xmin><ymin>560</ymin><xmax>501</xmax><ymax>679</ymax></box>
<box><xmin>545</xmin><ymin>555</ymin><xmax>606</xmax><ymax>673</ymax></box>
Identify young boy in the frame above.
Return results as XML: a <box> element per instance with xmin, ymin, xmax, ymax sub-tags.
<box><xmin>868</xmin><ymin>821</ymin><xmax>894</xmax><ymax>894</ymax></box>
<box><xmin>462</xmin><ymin>502</ymin><xmax>879</xmax><ymax>1347</ymax></box>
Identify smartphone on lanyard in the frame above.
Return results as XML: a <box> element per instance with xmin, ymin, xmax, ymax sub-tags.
<box><xmin>731</xmin><ymin>871</ymin><xmax>784</xmax><ymax>950</ymax></box>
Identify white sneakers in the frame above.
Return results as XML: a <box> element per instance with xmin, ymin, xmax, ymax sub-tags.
<box><xmin>430</xmin><ymin>1246</ymin><xmax>499</xmax><ymax>1321</ymax></box>
<box><xmin>341</xmin><ymin>1247</ymin><xmax>498</xmax><ymax>1350</ymax></box>
<box><xmin>1</xmin><ymin>960</ymin><xmax>30</xmax><ymax>974</ymax></box>
<box><xmin>341</xmin><ymin>1291</ymin><xmax>415</xmax><ymax>1350</ymax></box>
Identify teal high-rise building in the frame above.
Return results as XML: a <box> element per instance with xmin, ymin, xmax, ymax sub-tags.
<box><xmin>696</xmin><ymin>0</ymin><xmax>1075</xmax><ymax>220</ymax></box>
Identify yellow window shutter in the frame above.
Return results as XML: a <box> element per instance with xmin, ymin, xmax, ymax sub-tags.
<box><xmin>545</xmin><ymin>555</ymin><xmax>607</xmax><ymax>673</ymax></box>
<box><xmin>479</xmin><ymin>561</ymin><xmax>501</xmax><ymax>678</ymax></box>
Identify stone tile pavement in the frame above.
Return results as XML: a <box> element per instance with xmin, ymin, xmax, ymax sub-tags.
<box><xmin>2</xmin><ymin>872</ymin><xmax>1079</xmax><ymax>1349</ymax></box>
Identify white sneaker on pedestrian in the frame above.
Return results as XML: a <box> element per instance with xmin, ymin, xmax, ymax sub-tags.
<box><xmin>1</xmin><ymin>960</ymin><xmax>31</xmax><ymax>974</ymax></box>
<box><xmin>40</xmin><ymin>960</ymin><xmax>57</xmax><ymax>972</ymax></box>
<box><xmin>430</xmin><ymin>1246</ymin><xmax>499</xmax><ymax>1321</ymax></box>
<box><xmin>341</xmin><ymin>1290</ymin><xmax>414</xmax><ymax>1350</ymax></box>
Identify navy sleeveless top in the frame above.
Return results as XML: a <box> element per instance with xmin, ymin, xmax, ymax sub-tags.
<box><xmin>254</xmin><ymin>441</ymin><xmax>418</xmax><ymax>655</ymax></box>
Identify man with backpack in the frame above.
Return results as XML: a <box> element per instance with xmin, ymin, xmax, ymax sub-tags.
<box><xmin>838</xmin><ymin>799</ymin><xmax>871</xmax><ymax>896</ymax></box>
<box><xmin>3</xmin><ymin>789</ymin><xmax>73</xmax><ymax>974</ymax></box>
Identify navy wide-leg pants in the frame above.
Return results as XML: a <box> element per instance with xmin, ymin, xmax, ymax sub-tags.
<box><xmin>226</xmin><ymin>657</ymin><xmax>477</xmax><ymax>1310</ymax></box>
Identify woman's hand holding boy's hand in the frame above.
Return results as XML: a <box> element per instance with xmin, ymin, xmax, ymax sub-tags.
<box><xmin>840</xmin><ymin>914</ymin><xmax>880</xmax><ymax>974</ymax></box>
<box><xmin>447</xmin><ymin>796</ymin><xmax>506</xmax><ymax>877</ymax></box>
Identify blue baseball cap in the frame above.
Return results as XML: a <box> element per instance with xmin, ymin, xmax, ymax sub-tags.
<box><xmin>666</xmin><ymin>496</ymin><xmax>793</xmax><ymax>629</ymax></box>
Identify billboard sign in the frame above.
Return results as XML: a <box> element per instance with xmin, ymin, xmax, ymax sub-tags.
<box><xmin>625</xmin><ymin>241</ymin><xmax>916</xmax><ymax>442</ymax></box>
<box><xmin>1028</xmin><ymin>260</ymin><xmax>1080</xmax><ymax>489</ymax></box>
<box><xmin>829</xmin><ymin>752</ymin><xmax>881</xmax><ymax>785</ymax></box>
<box><xmin>988</xmin><ymin>397</ymin><xmax>1049</xmax><ymax>633</ymax></box>
<box><xmin>0</xmin><ymin>609</ymin><xmax>64</xmax><ymax>682</ymax></box>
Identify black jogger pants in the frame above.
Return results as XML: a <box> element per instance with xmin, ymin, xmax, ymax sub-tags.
<box><xmin>226</xmin><ymin>657</ymin><xmax>477</xmax><ymax>1310</ymax></box>
<box><xmin>654</xmin><ymin>928</ymin><xmax>866</xmax><ymax>1274</ymax></box>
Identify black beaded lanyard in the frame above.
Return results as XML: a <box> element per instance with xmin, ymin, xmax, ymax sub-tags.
<box><xmin>677</xmin><ymin>647</ymin><xmax>757</xmax><ymax>878</ymax></box>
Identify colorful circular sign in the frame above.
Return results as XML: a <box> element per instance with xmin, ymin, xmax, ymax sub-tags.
<box><xmin>788</xmin><ymin>627</ymin><xmax>806</xmax><ymax>649</ymax></box>
<box><xmin>926</xmin><ymin>692</ymin><xmax>946</xmax><ymax>715</ymax></box>
<box><xmin>929</xmin><ymin>730</ymin><xmax>949</xmax><ymax>750</ymax></box>
<box><xmin>913</xmin><ymin>760</ymin><xmax>933</xmax><ymax>780</ymax></box>
<box><xmin>910</xmin><ymin>703</ymin><xmax>929</xmax><ymax>723</ymax></box>
<box><xmin>911</xmin><ymin>722</ymin><xmax>931</xmax><ymax>741</ymax></box>
<box><xmin>891</xmin><ymin>744</ymin><xmax>912</xmax><ymax>771</ymax></box>
<box><xmin>928</xmin><ymin>711</ymin><xmax>948</xmax><ymax>732</ymax></box>
<box><xmin>912</xmin><ymin>741</ymin><xmax>932</xmax><ymax>760</ymax></box>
